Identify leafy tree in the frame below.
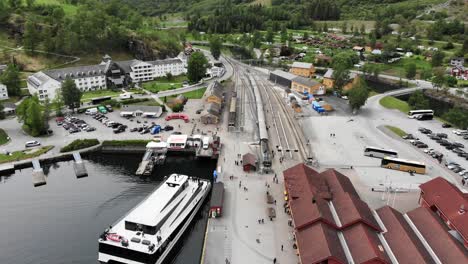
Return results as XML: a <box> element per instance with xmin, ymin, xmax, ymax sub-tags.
<box><xmin>420</xmin><ymin>68</ymin><xmax>432</xmax><ymax>80</ymax></box>
<box><xmin>42</xmin><ymin>98</ymin><xmax>50</xmax><ymax>131</ymax></box>
<box><xmin>252</xmin><ymin>31</ymin><xmax>262</xmax><ymax>48</ymax></box>
<box><xmin>16</xmin><ymin>96</ymin><xmax>45</xmax><ymax>136</ymax></box>
<box><xmin>341</xmin><ymin>22</ymin><xmax>347</xmax><ymax>34</ymax></box>
<box><xmin>265</xmin><ymin>27</ymin><xmax>274</xmax><ymax>43</ymax></box>
<box><xmin>26</xmin><ymin>0</ymin><xmax>34</xmax><ymax>8</ymax></box>
<box><xmin>8</xmin><ymin>0</ymin><xmax>21</xmax><ymax>9</ymax></box>
<box><xmin>443</xmin><ymin>108</ymin><xmax>468</xmax><ymax>129</ymax></box>
<box><xmin>408</xmin><ymin>90</ymin><xmax>429</xmax><ymax>109</ymax></box>
<box><xmin>348</xmin><ymin>76</ymin><xmax>369</xmax><ymax>112</ymax></box>
<box><xmin>0</xmin><ymin>102</ymin><xmax>5</xmax><ymax>120</ymax></box>
<box><xmin>405</xmin><ymin>63</ymin><xmax>416</xmax><ymax>79</ymax></box>
<box><xmin>0</xmin><ymin>0</ymin><xmax>9</xmax><ymax>23</ymax></box>
<box><xmin>165</xmin><ymin>72</ymin><xmax>173</xmax><ymax>81</ymax></box>
<box><xmin>209</xmin><ymin>36</ymin><xmax>222</xmax><ymax>60</ymax></box>
<box><xmin>187</xmin><ymin>51</ymin><xmax>208</xmax><ymax>83</ymax></box>
<box><xmin>332</xmin><ymin>66</ymin><xmax>350</xmax><ymax>92</ymax></box>
<box><xmin>360</xmin><ymin>24</ymin><xmax>365</xmax><ymax>35</ymax></box>
<box><xmin>0</xmin><ymin>64</ymin><xmax>21</xmax><ymax>96</ymax></box>
<box><xmin>431</xmin><ymin>50</ymin><xmax>444</xmax><ymax>67</ymax></box>
<box><xmin>23</xmin><ymin>19</ymin><xmax>39</xmax><ymax>55</ymax></box>
<box><xmin>52</xmin><ymin>88</ymin><xmax>64</xmax><ymax>117</ymax></box>
<box><xmin>303</xmin><ymin>31</ymin><xmax>309</xmax><ymax>40</ymax></box>
<box><xmin>431</xmin><ymin>67</ymin><xmax>446</xmax><ymax>91</ymax></box>
<box><xmin>445</xmin><ymin>75</ymin><xmax>457</xmax><ymax>87</ymax></box>
<box><xmin>332</xmin><ymin>51</ymin><xmax>358</xmax><ymax>70</ymax></box>
<box><xmin>61</xmin><ymin>78</ymin><xmax>82</xmax><ymax>111</ymax></box>
<box><xmin>280</xmin><ymin>25</ymin><xmax>287</xmax><ymax>44</ymax></box>
<box><xmin>27</xmin><ymin>99</ymin><xmax>44</xmax><ymax>136</ymax></box>
<box><xmin>42</xmin><ymin>27</ymin><xmax>55</xmax><ymax>53</ymax></box>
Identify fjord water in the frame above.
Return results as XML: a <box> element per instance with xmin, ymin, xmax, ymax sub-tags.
<box><xmin>0</xmin><ymin>153</ymin><xmax>217</xmax><ymax>264</ymax></box>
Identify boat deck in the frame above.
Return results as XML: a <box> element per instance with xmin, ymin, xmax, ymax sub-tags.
<box><xmin>99</xmin><ymin>174</ymin><xmax>210</xmax><ymax>255</ymax></box>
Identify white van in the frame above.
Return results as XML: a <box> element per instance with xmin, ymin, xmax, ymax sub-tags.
<box><xmin>85</xmin><ymin>108</ymin><xmax>98</xmax><ymax>115</ymax></box>
<box><xmin>119</xmin><ymin>93</ymin><xmax>133</xmax><ymax>99</ymax></box>
<box><xmin>202</xmin><ymin>137</ymin><xmax>210</xmax><ymax>149</ymax></box>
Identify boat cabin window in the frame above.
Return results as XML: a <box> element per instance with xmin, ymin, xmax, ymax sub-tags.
<box><xmin>166</xmin><ymin>182</ymin><xmax>180</xmax><ymax>187</ymax></box>
<box><xmin>125</xmin><ymin>221</ymin><xmax>157</xmax><ymax>235</ymax></box>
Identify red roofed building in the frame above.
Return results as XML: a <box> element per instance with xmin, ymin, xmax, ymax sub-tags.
<box><xmin>418</xmin><ymin>177</ymin><xmax>468</xmax><ymax>248</ymax></box>
<box><xmin>296</xmin><ymin>222</ymin><xmax>347</xmax><ymax>264</ymax></box>
<box><xmin>333</xmin><ymin>193</ymin><xmax>381</xmax><ymax>231</ymax></box>
<box><xmin>376</xmin><ymin>206</ymin><xmax>435</xmax><ymax>264</ymax></box>
<box><xmin>343</xmin><ymin>223</ymin><xmax>391</xmax><ymax>264</ymax></box>
<box><xmin>406</xmin><ymin>207</ymin><xmax>468</xmax><ymax>263</ymax></box>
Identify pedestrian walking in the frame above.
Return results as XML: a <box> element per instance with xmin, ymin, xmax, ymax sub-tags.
<box><xmin>273</xmin><ymin>258</ymin><xmax>277</xmax><ymax>264</ymax></box>
<box><xmin>274</xmin><ymin>200</ymin><xmax>276</xmax><ymax>205</ymax></box>
<box><xmin>262</xmin><ymin>219</ymin><xmax>264</xmax><ymax>224</ymax></box>
<box><xmin>281</xmin><ymin>245</ymin><xmax>283</xmax><ymax>251</ymax></box>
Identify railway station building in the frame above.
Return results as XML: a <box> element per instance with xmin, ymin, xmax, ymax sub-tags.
<box><xmin>282</xmin><ymin>163</ymin><xmax>468</xmax><ymax>264</ymax></box>
<box><xmin>269</xmin><ymin>70</ymin><xmax>297</xmax><ymax>88</ymax></box>
<box><xmin>291</xmin><ymin>76</ymin><xmax>325</xmax><ymax>95</ymax></box>
<box><xmin>289</xmin><ymin>62</ymin><xmax>316</xmax><ymax>78</ymax></box>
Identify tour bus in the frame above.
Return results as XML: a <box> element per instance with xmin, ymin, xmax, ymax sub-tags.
<box><xmin>407</xmin><ymin>110</ymin><xmax>434</xmax><ymax>119</ymax></box>
<box><xmin>364</xmin><ymin>146</ymin><xmax>398</xmax><ymax>158</ymax></box>
<box><xmin>381</xmin><ymin>157</ymin><xmax>426</xmax><ymax>174</ymax></box>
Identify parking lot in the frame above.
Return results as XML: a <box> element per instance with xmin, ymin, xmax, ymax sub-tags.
<box><xmin>298</xmin><ymin>93</ymin><xmax>468</xmax><ymax>210</ymax></box>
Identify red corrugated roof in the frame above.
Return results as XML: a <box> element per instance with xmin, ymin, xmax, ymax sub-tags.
<box><xmin>419</xmin><ymin>177</ymin><xmax>468</xmax><ymax>244</ymax></box>
<box><xmin>296</xmin><ymin>222</ymin><xmax>347</xmax><ymax>264</ymax></box>
<box><xmin>290</xmin><ymin>197</ymin><xmax>337</xmax><ymax>230</ymax></box>
<box><xmin>376</xmin><ymin>206</ymin><xmax>435</xmax><ymax>264</ymax></box>
<box><xmin>321</xmin><ymin>169</ymin><xmax>360</xmax><ymax>199</ymax></box>
<box><xmin>283</xmin><ymin>163</ymin><xmax>331</xmax><ymax>200</ymax></box>
<box><xmin>343</xmin><ymin>223</ymin><xmax>391</xmax><ymax>264</ymax></box>
<box><xmin>333</xmin><ymin>193</ymin><xmax>381</xmax><ymax>232</ymax></box>
<box><xmin>407</xmin><ymin>207</ymin><xmax>468</xmax><ymax>263</ymax></box>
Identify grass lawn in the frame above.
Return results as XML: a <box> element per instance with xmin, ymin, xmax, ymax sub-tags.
<box><xmin>81</xmin><ymin>89</ymin><xmax>122</xmax><ymax>102</ymax></box>
<box><xmin>169</xmin><ymin>87</ymin><xmax>207</xmax><ymax>99</ymax></box>
<box><xmin>0</xmin><ymin>146</ymin><xmax>54</xmax><ymax>164</ymax></box>
<box><xmin>385</xmin><ymin>125</ymin><xmax>407</xmax><ymax>137</ymax></box>
<box><xmin>144</xmin><ymin>82</ymin><xmax>183</xmax><ymax>93</ymax></box>
<box><xmin>153</xmin><ymin>75</ymin><xmax>187</xmax><ymax>83</ymax></box>
<box><xmin>379</xmin><ymin>96</ymin><xmax>411</xmax><ymax>113</ymax></box>
<box><xmin>381</xmin><ymin>56</ymin><xmax>432</xmax><ymax>78</ymax></box>
<box><xmin>0</xmin><ymin>129</ymin><xmax>9</xmax><ymax>145</ymax></box>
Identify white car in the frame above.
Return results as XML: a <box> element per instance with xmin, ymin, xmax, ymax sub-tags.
<box><xmin>459</xmin><ymin>170</ymin><xmax>468</xmax><ymax>176</ymax></box>
<box><xmin>423</xmin><ymin>148</ymin><xmax>434</xmax><ymax>153</ymax></box>
<box><xmin>25</xmin><ymin>140</ymin><xmax>41</xmax><ymax>148</ymax></box>
<box><xmin>341</xmin><ymin>95</ymin><xmax>349</xmax><ymax>100</ymax></box>
<box><xmin>453</xmin><ymin>129</ymin><xmax>468</xmax><ymax>135</ymax></box>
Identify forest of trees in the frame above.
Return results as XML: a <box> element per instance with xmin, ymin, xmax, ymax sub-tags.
<box><xmin>0</xmin><ymin>0</ymin><xmax>183</xmax><ymax>57</ymax></box>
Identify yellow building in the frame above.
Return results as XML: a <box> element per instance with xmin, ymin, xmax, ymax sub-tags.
<box><xmin>290</xmin><ymin>62</ymin><xmax>315</xmax><ymax>78</ymax></box>
<box><xmin>291</xmin><ymin>76</ymin><xmax>325</xmax><ymax>95</ymax></box>
<box><xmin>323</xmin><ymin>69</ymin><xmax>359</xmax><ymax>91</ymax></box>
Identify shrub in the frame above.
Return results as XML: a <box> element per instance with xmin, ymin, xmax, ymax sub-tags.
<box><xmin>121</xmin><ymin>98</ymin><xmax>150</xmax><ymax>104</ymax></box>
<box><xmin>60</xmin><ymin>139</ymin><xmax>100</xmax><ymax>152</ymax></box>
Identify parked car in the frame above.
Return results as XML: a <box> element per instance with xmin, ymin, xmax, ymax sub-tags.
<box><xmin>445</xmin><ymin>144</ymin><xmax>455</xmax><ymax>150</ymax></box>
<box><xmin>436</xmin><ymin>133</ymin><xmax>448</xmax><ymax>138</ymax></box>
<box><xmin>463</xmin><ymin>135</ymin><xmax>468</xmax><ymax>140</ymax></box>
<box><xmin>452</xmin><ymin>148</ymin><xmax>465</xmax><ymax>154</ymax></box>
<box><xmin>164</xmin><ymin>125</ymin><xmax>174</xmax><ymax>131</ymax></box>
<box><xmin>452</xmin><ymin>142</ymin><xmax>465</xmax><ymax>148</ymax></box>
<box><xmin>113</xmin><ymin>126</ymin><xmax>125</xmax><ymax>133</ymax></box>
<box><xmin>423</xmin><ymin>148</ymin><xmax>434</xmax><ymax>153</ymax></box>
<box><xmin>445</xmin><ymin>160</ymin><xmax>459</xmax><ymax>166</ymax></box>
<box><xmin>429</xmin><ymin>134</ymin><xmax>440</xmax><ymax>140</ymax></box>
<box><xmin>69</xmin><ymin>127</ymin><xmax>80</xmax><ymax>134</ymax></box>
<box><xmin>416</xmin><ymin>143</ymin><xmax>428</xmax><ymax>148</ymax></box>
<box><xmin>85</xmin><ymin>127</ymin><xmax>96</xmax><ymax>132</ymax></box>
<box><xmin>130</xmin><ymin>128</ymin><xmax>138</xmax><ymax>132</ymax></box>
<box><xmin>25</xmin><ymin>141</ymin><xmax>41</xmax><ymax>148</ymax></box>
<box><xmin>439</xmin><ymin>140</ymin><xmax>450</xmax><ymax>146</ymax></box>
<box><xmin>452</xmin><ymin>167</ymin><xmax>464</xmax><ymax>173</ymax></box>
<box><xmin>442</xmin><ymin>123</ymin><xmax>452</xmax><ymax>128</ymax></box>
<box><xmin>453</xmin><ymin>129</ymin><xmax>468</xmax><ymax>136</ymax></box>
<box><xmin>447</xmin><ymin>164</ymin><xmax>460</xmax><ymax>170</ymax></box>
<box><xmin>172</xmin><ymin>131</ymin><xmax>182</xmax><ymax>135</ymax></box>
<box><xmin>105</xmin><ymin>105</ymin><xmax>113</xmax><ymax>112</ymax></box>
<box><xmin>402</xmin><ymin>134</ymin><xmax>418</xmax><ymax>140</ymax></box>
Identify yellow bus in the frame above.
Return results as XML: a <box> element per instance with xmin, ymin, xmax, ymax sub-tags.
<box><xmin>381</xmin><ymin>157</ymin><xmax>426</xmax><ymax>174</ymax></box>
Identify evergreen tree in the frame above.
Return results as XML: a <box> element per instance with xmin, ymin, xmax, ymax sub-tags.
<box><xmin>187</xmin><ymin>51</ymin><xmax>208</xmax><ymax>83</ymax></box>
<box><xmin>348</xmin><ymin>76</ymin><xmax>369</xmax><ymax>112</ymax></box>
<box><xmin>408</xmin><ymin>90</ymin><xmax>429</xmax><ymax>109</ymax></box>
<box><xmin>42</xmin><ymin>27</ymin><xmax>55</xmax><ymax>53</ymax></box>
<box><xmin>27</xmin><ymin>99</ymin><xmax>44</xmax><ymax>136</ymax></box>
<box><xmin>61</xmin><ymin>78</ymin><xmax>82</xmax><ymax>111</ymax></box>
<box><xmin>431</xmin><ymin>50</ymin><xmax>444</xmax><ymax>67</ymax></box>
<box><xmin>42</xmin><ymin>98</ymin><xmax>50</xmax><ymax>131</ymax></box>
<box><xmin>0</xmin><ymin>64</ymin><xmax>21</xmax><ymax>96</ymax></box>
<box><xmin>360</xmin><ymin>24</ymin><xmax>365</xmax><ymax>35</ymax></box>
<box><xmin>266</xmin><ymin>27</ymin><xmax>274</xmax><ymax>43</ymax></box>
<box><xmin>209</xmin><ymin>36</ymin><xmax>222</xmax><ymax>60</ymax></box>
<box><xmin>280</xmin><ymin>25</ymin><xmax>287</xmax><ymax>44</ymax></box>
<box><xmin>405</xmin><ymin>63</ymin><xmax>416</xmax><ymax>79</ymax></box>
<box><xmin>23</xmin><ymin>19</ymin><xmax>39</xmax><ymax>55</ymax></box>
<box><xmin>431</xmin><ymin>67</ymin><xmax>446</xmax><ymax>91</ymax></box>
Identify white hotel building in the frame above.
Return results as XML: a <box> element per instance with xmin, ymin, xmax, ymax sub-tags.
<box><xmin>27</xmin><ymin>57</ymin><xmax>186</xmax><ymax>101</ymax></box>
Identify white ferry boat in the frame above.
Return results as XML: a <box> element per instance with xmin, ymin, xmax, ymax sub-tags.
<box><xmin>98</xmin><ymin>174</ymin><xmax>211</xmax><ymax>264</ymax></box>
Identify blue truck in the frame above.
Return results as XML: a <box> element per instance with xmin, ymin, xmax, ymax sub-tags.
<box><xmin>312</xmin><ymin>101</ymin><xmax>325</xmax><ymax>113</ymax></box>
<box><xmin>150</xmin><ymin>125</ymin><xmax>162</xmax><ymax>134</ymax></box>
